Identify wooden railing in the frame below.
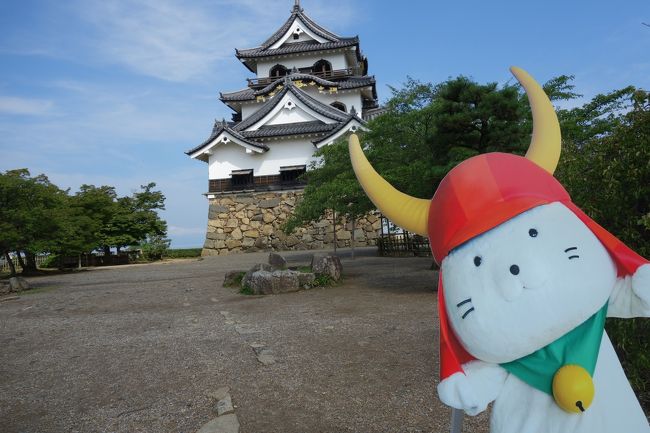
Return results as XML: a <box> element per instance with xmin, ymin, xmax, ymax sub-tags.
<box><xmin>209</xmin><ymin>175</ymin><xmax>307</xmax><ymax>194</ymax></box>
<box><xmin>377</xmin><ymin>233</ymin><xmax>431</xmax><ymax>257</ymax></box>
<box><xmin>247</xmin><ymin>68</ymin><xmax>357</xmax><ymax>89</ymax></box>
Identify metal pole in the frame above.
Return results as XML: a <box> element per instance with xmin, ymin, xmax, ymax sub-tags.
<box><xmin>450</xmin><ymin>408</ymin><xmax>464</xmax><ymax>433</ymax></box>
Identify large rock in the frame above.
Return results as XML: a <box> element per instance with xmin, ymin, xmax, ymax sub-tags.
<box><xmin>259</xmin><ymin>198</ymin><xmax>280</xmax><ymax>208</ymax></box>
<box><xmin>241</xmin><ymin>263</ymin><xmax>273</xmax><ymax>289</ymax></box>
<box><xmin>8</xmin><ymin>277</ymin><xmax>29</xmax><ymax>292</ymax></box>
<box><xmin>246</xmin><ymin>269</ymin><xmax>314</xmax><ymax>295</ymax></box>
<box><xmin>223</xmin><ymin>270</ymin><xmax>245</xmax><ymax>287</ymax></box>
<box><xmin>0</xmin><ymin>281</ymin><xmax>10</xmax><ymax>295</ymax></box>
<box><xmin>311</xmin><ymin>254</ymin><xmax>343</xmax><ymax>281</ymax></box>
<box><xmin>268</xmin><ymin>252</ymin><xmax>287</xmax><ymax>269</ymax></box>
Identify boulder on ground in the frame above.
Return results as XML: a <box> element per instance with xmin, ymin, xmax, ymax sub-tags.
<box><xmin>268</xmin><ymin>252</ymin><xmax>287</xmax><ymax>269</ymax></box>
<box><xmin>0</xmin><ymin>281</ymin><xmax>10</xmax><ymax>295</ymax></box>
<box><xmin>247</xmin><ymin>269</ymin><xmax>315</xmax><ymax>295</ymax></box>
<box><xmin>223</xmin><ymin>270</ymin><xmax>245</xmax><ymax>287</ymax></box>
<box><xmin>8</xmin><ymin>277</ymin><xmax>29</xmax><ymax>292</ymax></box>
<box><xmin>241</xmin><ymin>263</ymin><xmax>273</xmax><ymax>289</ymax></box>
<box><xmin>310</xmin><ymin>254</ymin><xmax>342</xmax><ymax>281</ymax></box>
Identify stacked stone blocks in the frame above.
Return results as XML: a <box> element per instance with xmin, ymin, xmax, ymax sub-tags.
<box><xmin>202</xmin><ymin>191</ymin><xmax>381</xmax><ymax>256</ymax></box>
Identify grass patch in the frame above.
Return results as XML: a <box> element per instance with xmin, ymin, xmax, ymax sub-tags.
<box><xmin>224</xmin><ymin>271</ymin><xmax>246</xmax><ymax>288</ymax></box>
<box><xmin>311</xmin><ymin>274</ymin><xmax>336</xmax><ymax>287</ymax></box>
<box><xmin>165</xmin><ymin>248</ymin><xmax>202</xmax><ymax>259</ymax></box>
<box><xmin>239</xmin><ymin>285</ymin><xmax>255</xmax><ymax>295</ymax></box>
<box><xmin>296</xmin><ymin>265</ymin><xmax>312</xmax><ymax>273</ymax></box>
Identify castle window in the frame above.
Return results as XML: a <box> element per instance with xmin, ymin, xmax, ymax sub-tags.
<box><xmin>330</xmin><ymin>101</ymin><xmax>346</xmax><ymax>112</ymax></box>
<box><xmin>270</xmin><ymin>64</ymin><xmax>289</xmax><ymax>78</ymax></box>
<box><xmin>312</xmin><ymin>59</ymin><xmax>332</xmax><ymax>76</ymax></box>
<box><xmin>230</xmin><ymin>169</ymin><xmax>254</xmax><ymax>190</ymax></box>
<box><xmin>293</xmin><ymin>33</ymin><xmax>300</xmax><ymax>40</ymax></box>
<box><xmin>280</xmin><ymin>165</ymin><xmax>306</xmax><ymax>184</ymax></box>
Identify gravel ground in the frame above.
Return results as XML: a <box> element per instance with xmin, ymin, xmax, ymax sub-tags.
<box><xmin>0</xmin><ymin>248</ymin><xmax>490</xmax><ymax>433</ymax></box>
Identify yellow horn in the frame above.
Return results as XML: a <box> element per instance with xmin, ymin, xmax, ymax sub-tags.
<box><xmin>510</xmin><ymin>66</ymin><xmax>562</xmax><ymax>174</ymax></box>
<box><xmin>348</xmin><ymin>134</ymin><xmax>430</xmax><ymax>236</ymax></box>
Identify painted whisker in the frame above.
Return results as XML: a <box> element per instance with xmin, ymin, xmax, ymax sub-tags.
<box><xmin>456</xmin><ymin>298</ymin><xmax>472</xmax><ymax>308</ymax></box>
<box><xmin>461</xmin><ymin>307</ymin><xmax>475</xmax><ymax>319</ymax></box>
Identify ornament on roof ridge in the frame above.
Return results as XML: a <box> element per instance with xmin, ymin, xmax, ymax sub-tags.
<box><xmin>348</xmin><ymin>66</ymin><xmax>650</xmax><ymax>433</ymax></box>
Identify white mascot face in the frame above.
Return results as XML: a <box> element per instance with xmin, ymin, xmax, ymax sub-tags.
<box><xmin>441</xmin><ymin>202</ymin><xmax>617</xmax><ymax>363</ymax></box>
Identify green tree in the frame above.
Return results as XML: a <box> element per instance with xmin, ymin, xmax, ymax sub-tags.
<box><xmin>286</xmin><ymin>74</ymin><xmax>544</xmax><ymax>233</ymax></box>
<box><xmin>72</xmin><ymin>182</ymin><xmax>167</xmax><ymax>256</ymax></box>
<box><xmin>283</xmin><ymin>138</ymin><xmax>373</xmax><ymax>255</ymax></box>
<box><xmin>101</xmin><ymin>183</ymin><xmax>167</xmax><ymax>253</ymax></box>
<box><xmin>555</xmin><ymin>89</ymin><xmax>650</xmax><ymax>401</ymax></box>
<box><xmin>73</xmin><ymin>185</ymin><xmax>119</xmax><ymax>256</ymax></box>
<box><xmin>0</xmin><ymin>169</ymin><xmax>68</xmax><ymax>274</ymax></box>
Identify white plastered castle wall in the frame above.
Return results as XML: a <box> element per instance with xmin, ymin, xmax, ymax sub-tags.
<box><xmin>208</xmin><ymin>138</ymin><xmax>318</xmax><ymax>179</ymax></box>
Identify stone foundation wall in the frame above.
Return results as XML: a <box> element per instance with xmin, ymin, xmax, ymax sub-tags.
<box><xmin>202</xmin><ymin>191</ymin><xmax>381</xmax><ymax>256</ymax></box>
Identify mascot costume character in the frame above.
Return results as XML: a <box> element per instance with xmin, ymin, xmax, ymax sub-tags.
<box><xmin>348</xmin><ymin>67</ymin><xmax>650</xmax><ymax>433</ymax></box>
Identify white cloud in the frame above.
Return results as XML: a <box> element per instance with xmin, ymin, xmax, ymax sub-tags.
<box><xmin>74</xmin><ymin>0</ymin><xmax>357</xmax><ymax>82</ymax></box>
<box><xmin>0</xmin><ymin>96</ymin><xmax>54</xmax><ymax>115</ymax></box>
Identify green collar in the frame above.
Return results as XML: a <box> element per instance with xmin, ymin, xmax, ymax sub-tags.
<box><xmin>500</xmin><ymin>303</ymin><xmax>608</xmax><ymax>395</ymax></box>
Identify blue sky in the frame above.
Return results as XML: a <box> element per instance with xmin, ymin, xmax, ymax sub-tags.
<box><xmin>1</xmin><ymin>0</ymin><xmax>649</xmax><ymax>248</ymax></box>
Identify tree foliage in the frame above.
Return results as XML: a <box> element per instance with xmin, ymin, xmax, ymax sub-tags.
<box><xmin>287</xmin><ymin>73</ymin><xmax>649</xmax><ymax>401</ymax></box>
<box><xmin>0</xmin><ymin>171</ymin><xmax>168</xmax><ymax>274</ymax></box>
<box><xmin>555</xmin><ymin>88</ymin><xmax>650</xmax><ymax>399</ymax></box>
<box><xmin>287</xmin><ymin>74</ymin><xmax>561</xmax><ymax>229</ymax></box>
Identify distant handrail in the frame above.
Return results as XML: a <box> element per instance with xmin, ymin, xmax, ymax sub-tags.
<box><xmin>246</xmin><ymin>68</ymin><xmax>357</xmax><ymax>89</ymax></box>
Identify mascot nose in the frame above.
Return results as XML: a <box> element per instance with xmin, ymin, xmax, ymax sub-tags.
<box><xmin>510</xmin><ymin>264</ymin><xmax>520</xmax><ymax>275</ymax></box>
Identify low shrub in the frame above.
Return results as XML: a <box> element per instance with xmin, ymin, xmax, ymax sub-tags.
<box><xmin>166</xmin><ymin>248</ymin><xmax>202</xmax><ymax>259</ymax></box>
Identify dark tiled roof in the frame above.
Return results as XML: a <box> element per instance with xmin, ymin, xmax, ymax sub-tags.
<box><xmin>312</xmin><ymin>115</ymin><xmax>367</xmax><ymax>146</ymax></box>
<box><xmin>185</xmin><ymin>120</ymin><xmax>268</xmax><ymax>156</ymax></box>
<box><xmin>257</xmin><ymin>73</ymin><xmax>337</xmax><ymax>93</ymax></box>
<box><xmin>233</xmin><ymin>80</ymin><xmax>350</xmax><ymax>131</ymax></box>
<box><xmin>220</xmin><ymin>74</ymin><xmax>376</xmax><ymax>102</ymax></box>
<box><xmin>236</xmin><ymin>37</ymin><xmax>359</xmax><ymax>60</ymax></box>
<box><xmin>241</xmin><ymin>121</ymin><xmax>337</xmax><ymax>139</ymax></box>
<box><xmin>258</xmin><ymin>4</ymin><xmax>341</xmax><ymax>50</ymax></box>
<box><xmin>220</xmin><ymin>88</ymin><xmax>254</xmax><ymax>102</ymax></box>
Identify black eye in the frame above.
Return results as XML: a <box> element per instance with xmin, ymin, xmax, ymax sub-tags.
<box><xmin>474</xmin><ymin>256</ymin><xmax>482</xmax><ymax>267</ymax></box>
<box><xmin>529</xmin><ymin>228</ymin><xmax>538</xmax><ymax>237</ymax></box>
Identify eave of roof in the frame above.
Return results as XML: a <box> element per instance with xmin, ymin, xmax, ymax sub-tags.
<box><xmin>241</xmin><ymin>121</ymin><xmax>337</xmax><ymax>139</ymax></box>
<box><xmin>185</xmin><ymin>121</ymin><xmax>268</xmax><ymax>157</ymax></box>
<box><xmin>312</xmin><ymin>114</ymin><xmax>367</xmax><ymax>147</ymax></box>
<box><xmin>233</xmin><ymin>80</ymin><xmax>350</xmax><ymax>131</ymax></box>
<box><xmin>220</xmin><ymin>74</ymin><xmax>376</xmax><ymax>103</ymax></box>
<box><xmin>236</xmin><ymin>37</ymin><xmax>359</xmax><ymax>60</ymax></box>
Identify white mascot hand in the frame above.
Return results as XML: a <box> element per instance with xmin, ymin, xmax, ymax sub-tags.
<box><xmin>609</xmin><ymin>263</ymin><xmax>650</xmax><ymax>318</ymax></box>
<box><xmin>437</xmin><ymin>361</ymin><xmax>508</xmax><ymax>416</ymax></box>
<box><xmin>632</xmin><ymin>263</ymin><xmax>650</xmax><ymax>310</ymax></box>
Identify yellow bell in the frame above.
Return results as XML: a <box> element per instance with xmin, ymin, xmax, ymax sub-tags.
<box><xmin>552</xmin><ymin>364</ymin><xmax>595</xmax><ymax>413</ymax></box>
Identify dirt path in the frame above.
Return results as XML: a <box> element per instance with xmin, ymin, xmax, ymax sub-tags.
<box><xmin>0</xmin><ymin>248</ymin><xmax>490</xmax><ymax>433</ymax></box>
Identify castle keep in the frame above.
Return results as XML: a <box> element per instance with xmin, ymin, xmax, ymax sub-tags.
<box><xmin>186</xmin><ymin>1</ymin><xmax>381</xmax><ymax>255</ymax></box>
